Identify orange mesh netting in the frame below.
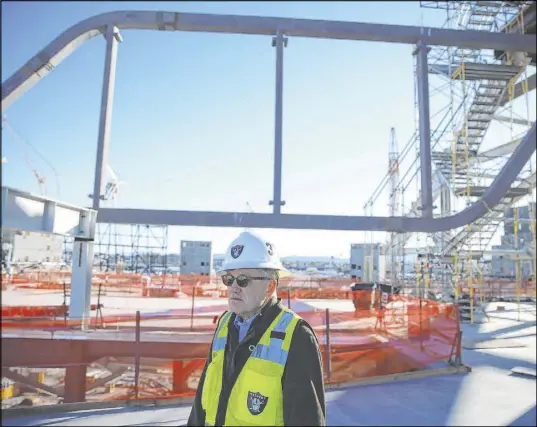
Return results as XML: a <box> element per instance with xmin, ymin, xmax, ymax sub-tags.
<box><xmin>1</xmin><ymin>271</ymin><xmax>465</xmax><ymax>407</ymax></box>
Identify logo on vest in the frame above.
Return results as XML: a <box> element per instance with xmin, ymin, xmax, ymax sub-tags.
<box><xmin>231</xmin><ymin>245</ymin><xmax>244</xmax><ymax>259</ymax></box>
<box><xmin>247</xmin><ymin>391</ymin><xmax>268</xmax><ymax>415</ymax></box>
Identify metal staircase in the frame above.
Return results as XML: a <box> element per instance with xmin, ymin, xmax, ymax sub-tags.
<box><xmin>401</xmin><ymin>1</ymin><xmax>536</xmax><ymax>316</ymax></box>
<box><xmin>427</xmin><ymin>63</ymin><xmax>523</xmax><ymax>256</ymax></box>
<box><xmin>441</xmin><ymin>172</ymin><xmax>536</xmax><ymax>256</ymax></box>
<box><xmin>431</xmin><ymin>63</ymin><xmax>523</xmax><ymax>184</ymax></box>
<box><xmin>456</xmin><ymin>293</ymin><xmax>490</xmax><ymax>323</ymax></box>
<box><xmin>426</xmin><ymin>2</ymin><xmax>528</xmax><ymax>258</ymax></box>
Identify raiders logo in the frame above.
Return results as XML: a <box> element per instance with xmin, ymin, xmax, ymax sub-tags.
<box><xmin>247</xmin><ymin>391</ymin><xmax>268</xmax><ymax>415</ymax></box>
<box><xmin>231</xmin><ymin>245</ymin><xmax>244</xmax><ymax>259</ymax></box>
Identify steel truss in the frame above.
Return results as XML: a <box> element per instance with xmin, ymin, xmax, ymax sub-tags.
<box><xmin>1</xmin><ymin>10</ymin><xmax>535</xmax><ymax>234</ymax></box>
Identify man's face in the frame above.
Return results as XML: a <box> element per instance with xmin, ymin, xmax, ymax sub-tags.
<box><xmin>223</xmin><ymin>269</ymin><xmax>275</xmax><ymax>317</ymax></box>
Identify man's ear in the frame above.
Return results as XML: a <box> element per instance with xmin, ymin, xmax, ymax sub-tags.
<box><xmin>267</xmin><ymin>279</ymin><xmax>277</xmax><ymax>295</ymax></box>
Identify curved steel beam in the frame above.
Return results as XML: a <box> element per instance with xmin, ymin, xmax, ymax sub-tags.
<box><xmin>2</xmin><ymin>10</ymin><xmax>536</xmax><ymax>233</ymax></box>
<box><xmin>2</xmin><ymin>10</ymin><xmax>536</xmax><ymax>110</ymax></box>
<box><xmin>96</xmin><ymin>122</ymin><xmax>536</xmax><ymax>232</ymax></box>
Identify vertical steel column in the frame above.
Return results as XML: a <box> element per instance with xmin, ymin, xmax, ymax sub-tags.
<box><xmin>440</xmin><ymin>185</ymin><xmax>451</xmax><ymax>216</ymax></box>
<box><xmin>64</xmin><ymin>364</ymin><xmax>87</xmax><ymax>403</ymax></box>
<box><xmin>134</xmin><ymin>310</ymin><xmax>141</xmax><ymax>400</ymax></box>
<box><xmin>69</xmin><ymin>238</ymin><xmax>95</xmax><ymax>329</ymax></box>
<box><xmin>190</xmin><ymin>281</ymin><xmax>196</xmax><ymax>331</ymax></box>
<box><xmin>414</xmin><ymin>41</ymin><xmax>434</xmax><ymax>218</ymax></box>
<box><xmin>324</xmin><ymin>308</ymin><xmax>331</xmax><ymax>381</ymax></box>
<box><xmin>269</xmin><ymin>33</ymin><xmax>288</xmax><ymax>214</ymax></box>
<box><xmin>440</xmin><ymin>184</ymin><xmax>451</xmax><ymax>254</ymax></box>
<box><xmin>92</xmin><ymin>26</ymin><xmax>122</xmax><ymax>210</ymax></box>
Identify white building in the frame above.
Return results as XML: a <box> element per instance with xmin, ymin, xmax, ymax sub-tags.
<box><xmin>350</xmin><ymin>243</ymin><xmax>386</xmax><ymax>282</ymax></box>
<box><xmin>2</xmin><ymin>230</ymin><xmax>63</xmax><ymax>265</ymax></box>
<box><xmin>180</xmin><ymin>241</ymin><xmax>213</xmax><ymax>276</ymax></box>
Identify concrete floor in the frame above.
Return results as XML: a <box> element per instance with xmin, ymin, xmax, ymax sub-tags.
<box><xmin>4</xmin><ymin>302</ymin><xmax>536</xmax><ymax>426</ymax></box>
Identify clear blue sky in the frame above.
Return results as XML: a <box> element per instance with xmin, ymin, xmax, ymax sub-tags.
<box><xmin>1</xmin><ymin>1</ymin><xmax>498</xmax><ymax>257</ymax></box>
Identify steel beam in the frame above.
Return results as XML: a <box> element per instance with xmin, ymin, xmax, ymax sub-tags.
<box><xmin>64</xmin><ymin>365</ymin><xmax>87</xmax><ymax>403</ymax></box>
<box><xmin>269</xmin><ymin>33</ymin><xmax>287</xmax><ymax>213</ymax></box>
<box><xmin>1</xmin><ymin>186</ymin><xmax>96</xmax><ymax>238</ymax></box>
<box><xmin>414</xmin><ymin>42</ymin><xmax>434</xmax><ymax>218</ymax></box>
<box><xmin>95</xmin><ymin>121</ymin><xmax>536</xmax><ymax>234</ymax></box>
<box><xmin>91</xmin><ymin>26</ymin><xmax>122</xmax><ymax>210</ymax></box>
<box><xmin>2</xmin><ymin>10</ymin><xmax>536</xmax><ymax>110</ymax></box>
<box><xmin>1</xmin><ymin>368</ymin><xmax>64</xmax><ymax>398</ymax></box>
<box><xmin>69</xmin><ymin>239</ymin><xmax>95</xmax><ymax>328</ymax></box>
<box><xmin>0</xmin><ymin>188</ymin><xmax>97</xmax><ymax>326</ymax></box>
<box><xmin>0</xmin><ymin>337</ymin><xmax>211</xmax><ymax>368</ymax></box>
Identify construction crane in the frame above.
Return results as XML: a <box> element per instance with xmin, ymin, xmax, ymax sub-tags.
<box><xmin>2</xmin><ymin>116</ymin><xmax>47</xmax><ymax>195</ymax></box>
<box><xmin>387</xmin><ymin>127</ymin><xmax>402</xmax><ymax>285</ymax></box>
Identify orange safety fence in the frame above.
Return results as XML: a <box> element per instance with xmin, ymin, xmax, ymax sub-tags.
<box><xmin>2</xmin><ymin>272</ymin><xmax>364</xmax><ymax>298</ymax></box>
<box><xmin>1</xmin><ymin>304</ymin><xmax>102</xmax><ymax>319</ymax></box>
<box><xmin>1</xmin><ymin>291</ymin><xmax>462</xmax><ymax>408</ymax></box>
<box><xmin>3</xmin><ymin>271</ymin><xmax>535</xmax><ymax>300</ymax></box>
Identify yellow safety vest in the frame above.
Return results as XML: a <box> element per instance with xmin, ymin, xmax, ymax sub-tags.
<box><xmin>202</xmin><ymin>308</ymin><xmax>301</xmax><ymax>426</ymax></box>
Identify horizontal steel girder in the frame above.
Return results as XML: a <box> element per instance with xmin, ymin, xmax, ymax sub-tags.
<box><xmin>95</xmin><ymin>123</ymin><xmax>536</xmax><ymax>233</ymax></box>
<box><xmin>1</xmin><ymin>186</ymin><xmax>96</xmax><ymax>238</ymax></box>
<box><xmin>1</xmin><ymin>336</ymin><xmax>210</xmax><ymax>368</ymax></box>
<box><xmin>2</xmin><ymin>10</ymin><xmax>536</xmax><ymax>110</ymax></box>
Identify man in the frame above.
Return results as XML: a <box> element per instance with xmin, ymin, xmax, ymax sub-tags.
<box><xmin>187</xmin><ymin>230</ymin><xmax>326</xmax><ymax>426</ymax></box>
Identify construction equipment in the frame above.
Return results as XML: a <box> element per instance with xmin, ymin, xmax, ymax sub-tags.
<box><xmin>2</xmin><ymin>116</ymin><xmax>48</xmax><ymax>195</ymax></box>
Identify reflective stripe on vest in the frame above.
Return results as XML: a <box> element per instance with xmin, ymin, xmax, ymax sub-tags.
<box><xmin>212</xmin><ymin>311</ymin><xmax>233</xmax><ymax>352</ymax></box>
<box><xmin>212</xmin><ymin>310</ymin><xmax>294</xmax><ymax>365</ymax></box>
<box><xmin>202</xmin><ymin>308</ymin><xmax>301</xmax><ymax>426</ymax></box>
<box><xmin>249</xmin><ymin>311</ymin><xmax>294</xmax><ymax>366</ymax></box>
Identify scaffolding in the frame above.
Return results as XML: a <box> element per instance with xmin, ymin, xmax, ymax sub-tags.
<box><xmin>366</xmin><ymin>1</ymin><xmax>536</xmax><ymax>322</ymax></box>
<box><xmin>430</xmin><ymin>1</ymin><xmax>536</xmax><ymax>322</ymax></box>
<box><xmin>387</xmin><ymin>127</ymin><xmax>402</xmax><ymax>285</ymax></box>
<box><xmin>435</xmin><ymin>1</ymin><xmax>535</xmax><ymax>322</ymax></box>
<box><xmin>63</xmin><ymin>224</ymin><xmax>169</xmax><ymax>274</ymax></box>
<box><xmin>95</xmin><ymin>224</ymin><xmax>169</xmax><ymax>274</ymax></box>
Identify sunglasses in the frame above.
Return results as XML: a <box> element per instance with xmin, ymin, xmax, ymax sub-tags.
<box><xmin>221</xmin><ymin>274</ymin><xmax>272</xmax><ymax>288</ymax></box>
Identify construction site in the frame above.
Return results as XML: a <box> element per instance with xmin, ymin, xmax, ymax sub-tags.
<box><xmin>1</xmin><ymin>2</ymin><xmax>537</xmax><ymax>426</ymax></box>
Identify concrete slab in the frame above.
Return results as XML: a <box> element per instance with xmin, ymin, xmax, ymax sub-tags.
<box><xmin>5</xmin><ymin>364</ymin><xmax>535</xmax><ymax>426</ymax></box>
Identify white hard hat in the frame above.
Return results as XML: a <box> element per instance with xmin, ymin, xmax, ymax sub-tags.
<box><xmin>217</xmin><ymin>231</ymin><xmax>291</xmax><ymax>278</ymax></box>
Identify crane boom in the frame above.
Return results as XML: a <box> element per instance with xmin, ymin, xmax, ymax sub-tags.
<box><xmin>2</xmin><ymin>116</ymin><xmax>47</xmax><ymax>195</ymax></box>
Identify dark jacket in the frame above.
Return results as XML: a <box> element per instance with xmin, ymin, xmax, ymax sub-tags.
<box><xmin>187</xmin><ymin>297</ymin><xmax>326</xmax><ymax>426</ymax></box>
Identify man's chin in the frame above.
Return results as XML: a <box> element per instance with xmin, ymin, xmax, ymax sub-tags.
<box><xmin>228</xmin><ymin>299</ymin><xmax>244</xmax><ymax>313</ymax></box>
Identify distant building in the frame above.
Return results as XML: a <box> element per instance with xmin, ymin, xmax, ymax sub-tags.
<box><xmin>213</xmin><ymin>254</ymin><xmax>225</xmax><ymax>271</ymax></box>
<box><xmin>2</xmin><ymin>230</ymin><xmax>63</xmax><ymax>266</ymax></box>
<box><xmin>180</xmin><ymin>241</ymin><xmax>213</xmax><ymax>276</ymax></box>
<box><xmin>491</xmin><ymin>203</ymin><xmax>536</xmax><ymax>278</ymax></box>
<box><xmin>350</xmin><ymin>243</ymin><xmax>386</xmax><ymax>282</ymax></box>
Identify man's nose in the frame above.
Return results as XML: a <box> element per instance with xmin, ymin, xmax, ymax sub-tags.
<box><xmin>230</xmin><ymin>281</ymin><xmax>242</xmax><ymax>291</ymax></box>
